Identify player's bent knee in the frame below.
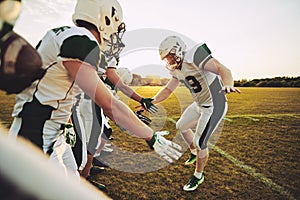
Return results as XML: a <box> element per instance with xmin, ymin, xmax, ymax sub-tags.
<box><xmin>193</xmin><ymin>135</ymin><xmax>208</xmax><ymax>151</ymax></box>
<box><xmin>176</xmin><ymin>120</ymin><xmax>188</xmax><ymax>132</ymax></box>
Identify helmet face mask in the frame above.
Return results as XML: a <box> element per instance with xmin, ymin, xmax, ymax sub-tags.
<box><xmin>103</xmin><ymin>22</ymin><xmax>126</xmax><ymax>62</ymax></box>
<box><xmin>163</xmin><ymin>51</ymin><xmax>182</xmax><ymax>71</ymax></box>
<box><xmin>159</xmin><ymin>36</ymin><xmax>186</xmax><ymax>71</ymax></box>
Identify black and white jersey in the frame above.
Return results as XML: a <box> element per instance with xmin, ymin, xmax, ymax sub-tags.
<box><xmin>12</xmin><ymin>26</ymin><xmax>107</xmax><ymax>124</ymax></box>
<box><xmin>173</xmin><ymin>44</ymin><xmax>228</xmax><ymax>150</ymax></box>
<box><xmin>170</xmin><ymin>43</ymin><xmax>222</xmax><ymax>107</ymax></box>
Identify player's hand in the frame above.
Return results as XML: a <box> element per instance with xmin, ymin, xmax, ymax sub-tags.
<box><xmin>135</xmin><ymin>109</ymin><xmax>152</xmax><ymax>126</ymax></box>
<box><xmin>146</xmin><ymin>131</ymin><xmax>182</xmax><ymax>163</ymax></box>
<box><xmin>140</xmin><ymin>98</ymin><xmax>158</xmax><ymax>114</ymax></box>
<box><xmin>62</xmin><ymin>123</ymin><xmax>76</xmax><ymax>147</ymax></box>
<box><xmin>219</xmin><ymin>86</ymin><xmax>240</xmax><ymax>94</ymax></box>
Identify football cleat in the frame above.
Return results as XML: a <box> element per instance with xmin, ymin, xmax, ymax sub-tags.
<box><xmin>93</xmin><ymin>157</ymin><xmax>110</xmax><ymax>168</ymax></box>
<box><xmin>183</xmin><ymin>174</ymin><xmax>204</xmax><ymax>191</ymax></box>
<box><xmin>184</xmin><ymin>152</ymin><xmax>197</xmax><ymax>165</ymax></box>
<box><xmin>102</xmin><ymin>144</ymin><xmax>114</xmax><ymax>153</ymax></box>
<box><xmin>86</xmin><ymin>177</ymin><xmax>106</xmax><ymax>191</ymax></box>
<box><xmin>90</xmin><ymin>166</ymin><xmax>105</xmax><ymax>176</ymax></box>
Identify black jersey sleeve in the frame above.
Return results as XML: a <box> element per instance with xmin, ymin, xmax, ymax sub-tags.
<box><xmin>193</xmin><ymin>43</ymin><xmax>213</xmax><ymax>69</ymax></box>
<box><xmin>59</xmin><ymin>35</ymin><xmax>104</xmax><ymax>70</ymax></box>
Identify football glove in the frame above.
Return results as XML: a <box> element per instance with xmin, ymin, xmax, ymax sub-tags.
<box><xmin>61</xmin><ymin>123</ymin><xmax>76</xmax><ymax>147</ymax></box>
<box><xmin>147</xmin><ymin>131</ymin><xmax>182</xmax><ymax>163</ymax></box>
<box><xmin>135</xmin><ymin>110</ymin><xmax>152</xmax><ymax>126</ymax></box>
<box><xmin>140</xmin><ymin>98</ymin><xmax>158</xmax><ymax>114</ymax></box>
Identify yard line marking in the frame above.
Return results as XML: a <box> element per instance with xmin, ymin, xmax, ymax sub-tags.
<box><xmin>167</xmin><ymin>117</ymin><xmax>177</xmax><ymax>124</ymax></box>
<box><xmin>167</xmin><ymin>118</ymin><xmax>296</xmax><ymax>200</ymax></box>
<box><xmin>242</xmin><ymin>116</ymin><xmax>260</xmax><ymax>121</ymax></box>
<box><xmin>213</xmin><ymin>146</ymin><xmax>296</xmax><ymax>200</ymax></box>
<box><xmin>226</xmin><ymin>113</ymin><xmax>300</xmax><ymax>119</ymax></box>
<box><xmin>224</xmin><ymin>117</ymin><xmax>233</xmax><ymax>122</ymax></box>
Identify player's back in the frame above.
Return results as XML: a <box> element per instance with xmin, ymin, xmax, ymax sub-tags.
<box><xmin>12</xmin><ymin>26</ymin><xmax>97</xmax><ymax>123</ymax></box>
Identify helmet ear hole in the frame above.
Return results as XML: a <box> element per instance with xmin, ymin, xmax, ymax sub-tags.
<box><xmin>112</xmin><ymin>7</ymin><xmax>116</xmax><ymax>17</ymax></box>
<box><xmin>105</xmin><ymin>16</ymin><xmax>111</xmax><ymax>26</ymax></box>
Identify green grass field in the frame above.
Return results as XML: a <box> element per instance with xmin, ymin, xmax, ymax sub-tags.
<box><xmin>0</xmin><ymin>87</ymin><xmax>299</xmax><ymax>200</ymax></box>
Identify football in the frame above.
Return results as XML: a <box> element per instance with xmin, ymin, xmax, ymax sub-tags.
<box><xmin>0</xmin><ymin>32</ymin><xmax>45</xmax><ymax>94</ymax></box>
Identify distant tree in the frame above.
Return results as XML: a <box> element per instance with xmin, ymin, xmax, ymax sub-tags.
<box><xmin>242</xmin><ymin>81</ymin><xmax>256</xmax><ymax>87</ymax></box>
<box><xmin>293</xmin><ymin>80</ymin><xmax>300</xmax><ymax>87</ymax></box>
<box><xmin>234</xmin><ymin>80</ymin><xmax>242</xmax><ymax>87</ymax></box>
<box><xmin>235</xmin><ymin>76</ymin><xmax>300</xmax><ymax>87</ymax></box>
<box><xmin>256</xmin><ymin>81</ymin><xmax>268</xmax><ymax>87</ymax></box>
<box><xmin>280</xmin><ymin>80</ymin><xmax>288</xmax><ymax>87</ymax></box>
<box><xmin>130</xmin><ymin>74</ymin><xmax>300</xmax><ymax>87</ymax></box>
<box><xmin>267</xmin><ymin>80</ymin><xmax>282</xmax><ymax>87</ymax></box>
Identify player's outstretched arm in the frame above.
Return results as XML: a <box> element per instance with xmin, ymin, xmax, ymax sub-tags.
<box><xmin>64</xmin><ymin>60</ymin><xmax>181</xmax><ymax>162</ymax></box>
<box><xmin>204</xmin><ymin>58</ymin><xmax>240</xmax><ymax>94</ymax></box>
<box><xmin>106</xmin><ymin>68</ymin><xmax>158</xmax><ymax>113</ymax></box>
<box><xmin>152</xmin><ymin>77</ymin><xmax>179</xmax><ymax>104</ymax></box>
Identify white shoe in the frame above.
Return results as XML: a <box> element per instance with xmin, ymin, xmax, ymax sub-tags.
<box><xmin>102</xmin><ymin>145</ymin><xmax>113</xmax><ymax>153</ymax></box>
<box><xmin>104</xmin><ymin>142</ymin><xmax>112</xmax><ymax>147</ymax></box>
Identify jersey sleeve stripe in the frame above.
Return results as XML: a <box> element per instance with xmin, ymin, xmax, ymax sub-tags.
<box><xmin>201</xmin><ymin>55</ymin><xmax>213</xmax><ymax>70</ymax></box>
<box><xmin>193</xmin><ymin>43</ymin><xmax>212</xmax><ymax>67</ymax></box>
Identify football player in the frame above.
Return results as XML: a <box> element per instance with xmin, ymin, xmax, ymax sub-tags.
<box><xmin>71</xmin><ymin>67</ymin><xmax>136</xmax><ymax>182</ymax></box>
<box><xmin>0</xmin><ymin>0</ymin><xmax>108</xmax><ymax>198</ymax></box>
<box><xmin>152</xmin><ymin>36</ymin><xmax>240</xmax><ymax>191</ymax></box>
<box><xmin>8</xmin><ymin>0</ymin><xmax>182</xmax><ymax>183</ymax></box>
<box><xmin>70</xmin><ymin>9</ymin><xmax>157</xmax><ymax>186</ymax></box>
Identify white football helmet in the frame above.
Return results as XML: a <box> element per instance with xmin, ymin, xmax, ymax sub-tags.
<box><xmin>0</xmin><ymin>0</ymin><xmax>22</xmax><ymax>31</ymax></box>
<box><xmin>116</xmin><ymin>67</ymin><xmax>133</xmax><ymax>85</ymax></box>
<box><xmin>159</xmin><ymin>36</ymin><xmax>187</xmax><ymax>70</ymax></box>
<box><xmin>72</xmin><ymin>0</ymin><xmax>125</xmax><ymax>60</ymax></box>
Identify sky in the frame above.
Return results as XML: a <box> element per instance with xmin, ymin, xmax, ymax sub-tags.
<box><xmin>14</xmin><ymin>0</ymin><xmax>300</xmax><ymax>80</ymax></box>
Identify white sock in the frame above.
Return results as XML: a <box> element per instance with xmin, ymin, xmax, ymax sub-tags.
<box><xmin>191</xmin><ymin>149</ymin><xmax>197</xmax><ymax>155</ymax></box>
<box><xmin>194</xmin><ymin>171</ymin><xmax>203</xmax><ymax>179</ymax></box>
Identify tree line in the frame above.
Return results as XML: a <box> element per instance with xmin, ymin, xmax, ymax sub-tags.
<box><xmin>131</xmin><ymin>74</ymin><xmax>300</xmax><ymax>87</ymax></box>
<box><xmin>234</xmin><ymin>76</ymin><xmax>300</xmax><ymax>87</ymax></box>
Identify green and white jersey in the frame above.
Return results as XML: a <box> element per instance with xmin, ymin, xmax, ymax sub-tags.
<box><xmin>12</xmin><ymin>26</ymin><xmax>107</xmax><ymax>124</ymax></box>
<box><xmin>170</xmin><ymin>43</ymin><xmax>222</xmax><ymax>107</ymax></box>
